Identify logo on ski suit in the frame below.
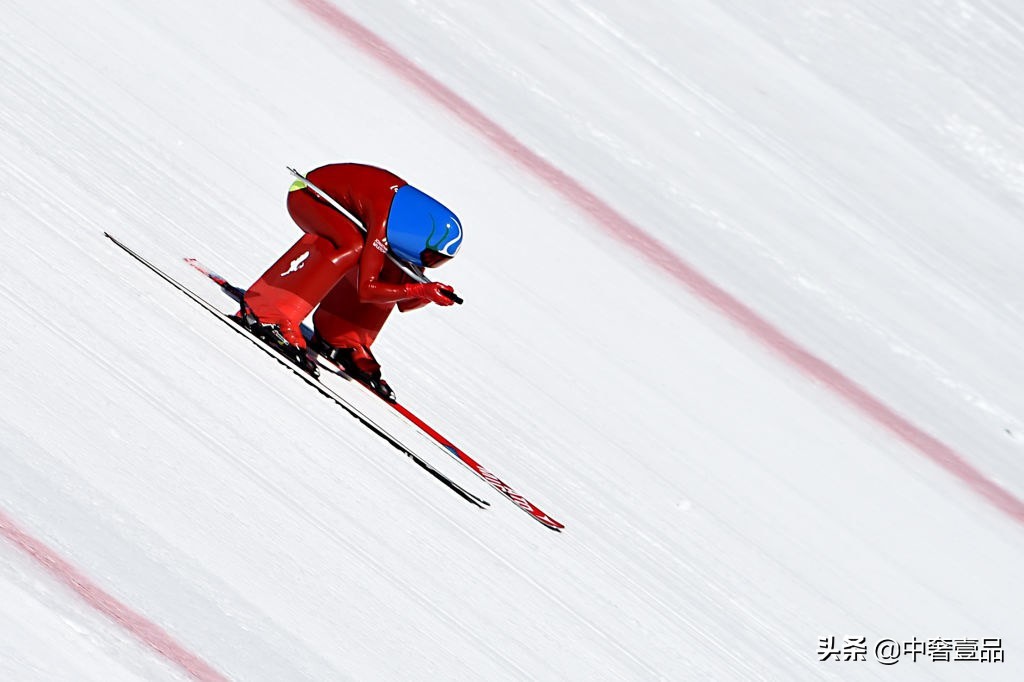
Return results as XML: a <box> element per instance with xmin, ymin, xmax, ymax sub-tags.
<box><xmin>281</xmin><ymin>251</ymin><xmax>309</xmax><ymax>277</ymax></box>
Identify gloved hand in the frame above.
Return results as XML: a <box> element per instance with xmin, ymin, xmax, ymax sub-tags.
<box><xmin>404</xmin><ymin>282</ymin><xmax>457</xmax><ymax>306</ymax></box>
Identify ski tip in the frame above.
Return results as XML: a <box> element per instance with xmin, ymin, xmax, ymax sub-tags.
<box><xmin>537</xmin><ymin>515</ymin><xmax>565</xmax><ymax>531</ymax></box>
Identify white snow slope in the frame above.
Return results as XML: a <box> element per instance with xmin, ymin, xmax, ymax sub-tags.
<box><xmin>2</xmin><ymin>0</ymin><xmax>1023</xmax><ymax>680</ymax></box>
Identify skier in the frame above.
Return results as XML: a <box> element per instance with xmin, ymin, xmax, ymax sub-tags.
<box><xmin>237</xmin><ymin>162</ymin><xmax>463</xmax><ymax>401</ymax></box>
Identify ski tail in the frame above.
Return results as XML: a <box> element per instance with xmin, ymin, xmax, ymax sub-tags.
<box><xmin>184</xmin><ymin>258</ymin><xmax>246</xmax><ymax>302</ymax></box>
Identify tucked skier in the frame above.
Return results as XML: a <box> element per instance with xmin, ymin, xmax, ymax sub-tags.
<box><xmin>237</xmin><ymin>163</ymin><xmax>463</xmax><ymax>400</ymax></box>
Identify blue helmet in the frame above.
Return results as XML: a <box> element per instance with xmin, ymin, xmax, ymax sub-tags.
<box><xmin>386</xmin><ymin>185</ymin><xmax>463</xmax><ymax>267</ymax></box>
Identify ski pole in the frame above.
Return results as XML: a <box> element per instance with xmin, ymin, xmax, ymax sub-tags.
<box><xmin>287</xmin><ymin>167</ymin><xmax>463</xmax><ymax>304</ymax></box>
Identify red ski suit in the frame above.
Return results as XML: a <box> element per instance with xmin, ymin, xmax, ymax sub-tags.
<box><xmin>244</xmin><ymin>164</ymin><xmax>431</xmax><ymax>364</ymax></box>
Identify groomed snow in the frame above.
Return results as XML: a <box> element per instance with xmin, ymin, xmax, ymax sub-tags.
<box><xmin>1</xmin><ymin>0</ymin><xmax>1022</xmax><ymax>680</ymax></box>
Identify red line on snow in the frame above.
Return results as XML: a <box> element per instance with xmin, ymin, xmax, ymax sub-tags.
<box><xmin>294</xmin><ymin>0</ymin><xmax>1024</xmax><ymax>525</ymax></box>
<box><xmin>0</xmin><ymin>510</ymin><xmax>227</xmax><ymax>682</ymax></box>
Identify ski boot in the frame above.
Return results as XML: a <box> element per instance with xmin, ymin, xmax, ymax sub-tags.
<box><xmin>234</xmin><ymin>302</ymin><xmax>319</xmax><ymax>378</ymax></box>
<box><xmin>310</xmin><ymin>333</ymin><xmax>395</xmax><ymax>402</ymax></box>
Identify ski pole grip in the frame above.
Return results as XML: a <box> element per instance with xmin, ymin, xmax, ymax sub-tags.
<box><xmin>442</xmin><ymin>289</ymin><xmax>464</xmax><ymax>305</ymax></box>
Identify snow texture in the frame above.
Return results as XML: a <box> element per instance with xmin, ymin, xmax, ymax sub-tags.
<box><xmin>1</xmin><ymin>0</ymin><xmax>1022</xmax><ymax>679</ymax></box>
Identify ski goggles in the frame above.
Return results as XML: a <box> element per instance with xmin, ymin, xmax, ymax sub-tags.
<box><xmin>420</xmin><ymin>249</ymin><xmax>453</xmax><ymax>268</ymax></box>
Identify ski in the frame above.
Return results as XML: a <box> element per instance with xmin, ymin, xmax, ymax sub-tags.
<box><xmin>385</xmin><ymin>402</ymin><xmax>563</xmax><ymax>531</ymax></box>
<box><xmin>185</xmin><ymin>257</ymin><xmax>565</xmax><ymax>531</ymax></box>
<box><xmin>105</xmin><ymin>233</ymin><xmax>489</xmax><ymax>509</ymax></box>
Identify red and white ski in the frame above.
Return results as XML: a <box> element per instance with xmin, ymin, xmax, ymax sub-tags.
<box><xmin>184</xmin><ymin>256</ymin><xmax>565</xmax><ymax>531</ymax></box>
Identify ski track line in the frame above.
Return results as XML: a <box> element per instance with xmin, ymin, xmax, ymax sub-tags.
<box><xmin>294</xmin><ymin>0</ymin><xmax>1024</xmax><ymax>527</ymax></box>
<box><xmin>0</xmin><ymin>219</ymin><xmax>229</xmax><ymax>680</ymax></box>
<box><xmin>0</xmin><ymin>509</ymin><xmax>227</xmax><ymax>682</ymax></box>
